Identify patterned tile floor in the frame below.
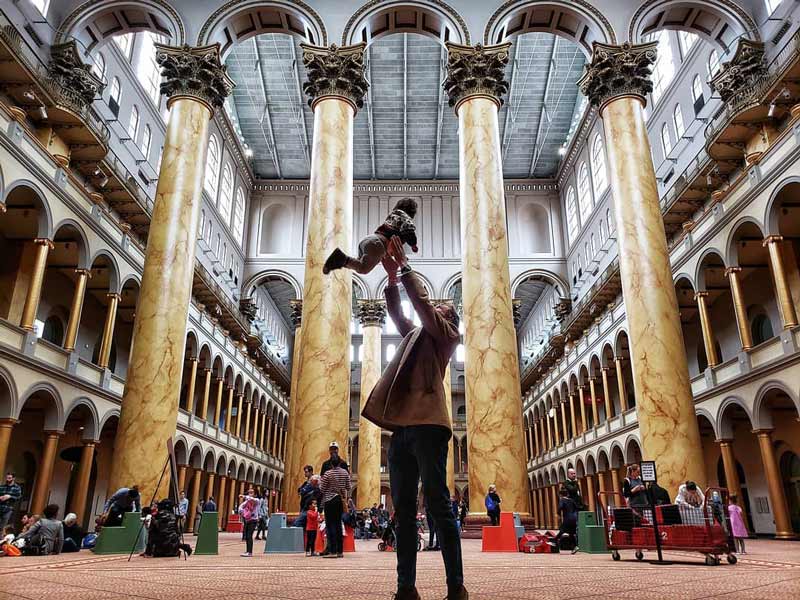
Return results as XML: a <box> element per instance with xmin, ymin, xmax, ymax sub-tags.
<box><xmin>1</xmin><ymin>534</ymin><xmax>799</xmax><ymax>599</ymax></box>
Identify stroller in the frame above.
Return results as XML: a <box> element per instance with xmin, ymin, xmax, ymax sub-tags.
<box><xmin>378</xmin><ymin>517</ymin><xmax>423</xmax><ymax>552</ymax></box>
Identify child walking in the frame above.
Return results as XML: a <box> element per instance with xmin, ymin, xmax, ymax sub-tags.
<box><xmin>728</xmin><ymin>494</ymin><xmax>747</xmax><ymax>554</ymax></box>
<box><xmin>305</xmin><ymin>500</ymin><xmax>319</xmax><ymax>556</ymax></box>
<box><xmin>323</xmin><ymin>198</ymin><xmax>418</xmax><ymax>275</ymax></box>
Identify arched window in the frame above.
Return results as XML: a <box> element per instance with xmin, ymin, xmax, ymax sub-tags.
<box><xmin>92</xmin><ymin>52</ymin><xmax>106</xmax><ymax>80</ymax></box>
<box><xmin>386</xmin><ymin>344</ymin><xmax>397</xmax><ymax>362</ymax></box>
<box><xmin>577</xmin><ymin>162</ymin><xmax>592</xmax><ymax>221</ymax></box>
<box><xmin>565</xmin><ymin>186</ymin><xmax>579</xmax><ymax>243</ymax></box>
<box><xmin>590</xmin><ymin>233</ymin><xmax>596</xmax><ymax>257</ymax></box>
<box><xmin>456</xmin><ymin>344</ymin><xmax>465</xmax><ymax>363</ymax></box>
<box><xmin>606</xmin><ymin>208</ymin><xmax>614</xmax><ymax>233</ymax></box>
<box><xmin>678</xmin><ymin>31</ymin><xmax>698</xmax><ymax>56</ymax></box>
<box><xmin>708</xmin><ymin>50</ymin><xmax>720</xmax><ymax>77</ymax></box>
<box><xmin>649</xmin><ymin>30</ymin><xmax>675</xmax><ymax>104</ymax></box>
<box><xmin>218</xmin><ymin>164</ymin><xmax>234</xmax><ymax>224</ymax></box>
<box><xmin>127</xmin><ymin>105</ymin><xmax>140</xmax><ymax>141</ymax></box>
<box><xmin>108</xmin><ymin>77</ymin><xmax>121</xmax><ymax>116</ymax></box>
<box><xmin>113</xmin><ymin>33</ymin><xmax>133</xmax><ymax>60</ymax></box>
<box><xmin>204</xmin><ymin>134</ymin><xmax>220</xmax><ymax>197</ymax></box>
<box><xmin>599</xmin><ymin>218</ymin><xmax>607</xmax><ymax>243</ymax></box>
<box><xmin>673</xmin><ymin>104</ymin><xmax>685</xmax><ymax>138</ymax></box>
<box><xmin>199</xmin><ymin>210</ymin><xmax>206</xmax><ymax>239</ymax></box>
<box><xmin>591</xmin><ymin>134</ymin><xmax>607</xmax><ymax>196</ymax></box>
<box><xmin>233</xmin><ymin>188</ymin><xmax>245</xmax><ymax>246</ymax></box>
<box><xmin>661</xmin><ymin>123</ymin><xmax>672</xmax><ymax>157</ymax></box>
<box><xmin>138</xmin><ymin>32</ymin><xmax>164</xmax><ymax>105</ymax></box>
<box><xmin>140</xmin><ymin>124</ymin><xmax>152</xmax><ymax>158</ymax></box>
<box><xmin>750</xmin><ymin>313</ymin><xmax>775</xmax><ymax>345</ymax></box>
<box><xmin>691</xmin><ymin>75</ymin><xmax>704</xmax><ymax>112</ymax></box>
<box><xmin>41</xmin><ymin>315</ymin><xmax>64</xmax><ymax>345</ymax></box>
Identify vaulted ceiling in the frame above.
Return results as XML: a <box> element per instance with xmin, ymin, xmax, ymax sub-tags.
<box><xmin>224</xmin><ymin>31</ymin><xmax>586</xmax><ymax>181</ymax></box>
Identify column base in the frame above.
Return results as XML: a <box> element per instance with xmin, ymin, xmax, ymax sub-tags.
<box><xmin>774</xmin><ymin>531</ymin><xmax>798</xmax><ymax>540</ymax></box>
<box><xmin>462</xmin><ymin>513</ymin><xmax>535</xmax><ymax>539</ymax></box>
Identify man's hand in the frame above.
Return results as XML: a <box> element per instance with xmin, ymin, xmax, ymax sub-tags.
<box><xmin>387</xmin><ymin>236</ymin><xmax>409</xmax><ymax>268</ymax></box>
<box><xmin>381</xmin><ymin>252</ymin><xmax>400</xmax><ymax>285</ymax></box>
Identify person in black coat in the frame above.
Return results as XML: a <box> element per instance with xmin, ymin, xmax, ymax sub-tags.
<box><xmin>148</xmin><ymin>500</ymin><xmax>192</xmax><ymax>557</ymax></box>
<box><xmin>553</xmin><ymin>488</ymin><xmax>579</xmax><ymax>554</ymax></box>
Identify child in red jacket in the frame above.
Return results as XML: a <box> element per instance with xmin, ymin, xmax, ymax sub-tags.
<box><xmin>305</xmin><ymin>501</ymin><xmax>319</xmax><ymax>556</ymax></box>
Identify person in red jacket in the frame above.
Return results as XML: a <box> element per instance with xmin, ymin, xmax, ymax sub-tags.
<box><xmin>305</xmin><ymin>500</ymin><xmax>320</xmax><ymax>556</ymax></box>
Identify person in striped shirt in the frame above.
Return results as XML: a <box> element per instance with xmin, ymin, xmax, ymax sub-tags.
<box><xmin>319</xmin><ymin>456</ymin><xmax>350</xmax><ymax>558</ymax></box>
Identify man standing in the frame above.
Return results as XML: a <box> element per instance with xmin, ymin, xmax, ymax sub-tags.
<box><xmin>319</xmin><ymin>456</ymin><xmax>350</xmax><ymax>559</ymax></box>
<box><xmin>321</xmin><ymin>442</ymin><xmax>348</xmax><ymax>475</ymax></box>
<box><xmin>177</xmin><ymin>490</ymin><xmax>189</xmax><ymax>531</ymax></box>
<box><xmin>297</xmin><ymin>465</ymin><xmax>314</xmax><ymax>511</ymax></box>
<box><xmin>363</xmin><ymin>238</ymin><xmax>466</xmax><ymax>600</ymax></box>
<box><xmin>0</xmin><ymin>472</ymin><xmax>22</xmax><ymax>530</ymax></box>
<box><xmin>563</xmin><ymin>469</ymin><xmax>586</xmax><ymax>511</ymax></box>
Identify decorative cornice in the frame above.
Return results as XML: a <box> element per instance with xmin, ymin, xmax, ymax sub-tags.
<box><xmin>252</xmin><ymin>180</ymin><xmax>558</xmax><ymax>193</ymax></box>
<box><xmin>341</xmin><ymin>0</ymin><xmax>470</xmax><ymax>46</ymax></box>
<box><xmin>300</xmin><ymin>43</ymin><xmax>369</xmax><ymax>113</ymax></box>
<box><xmin>357</xmin><ymin>299</ymin><xmax>386</xmax><ymax>327</ymax></box>
<box><xmin>49</xmin><ymin>41</ymin><xmax>105</xmax><ymax>107</ymax></box>
<box><xmin>155</xmin><ymin>43</ymin><xmax>235</xmax><ymax>113</ymax></box>
<box><xmin>577</xmin><ymin>41</ymin><xmax>658</xmax><ymax>111</ymax></box>
<box><xmin>709</xmin><ymin>39</ymin><xmax>766</xmax><ymax>104</ymax></box>
<box><xmin>443</xmin><ymin>42</ymin><xmax>511</xmax><ymax>112</ymax></box>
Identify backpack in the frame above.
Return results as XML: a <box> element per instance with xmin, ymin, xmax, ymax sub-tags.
<box><xmin>485</xmin><ymin>496</ymin><xmax>496</xmax><ymax>512</ymax></box>
<box><xmin>82</xmin><ymin>533</ymin><xmax>98</xmax><ymax>549</ymax></box>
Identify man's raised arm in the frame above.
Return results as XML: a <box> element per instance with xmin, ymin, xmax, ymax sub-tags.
<box><xmin>381</xmin><ymin>252</ymin><xmax>414</xmax><ymax>337</ymax></box>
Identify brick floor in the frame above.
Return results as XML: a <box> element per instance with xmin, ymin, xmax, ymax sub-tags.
<box><xmin>1</xmin><ymin>534</ymin><xmax>799</xmax><ymax>599</ymax></box>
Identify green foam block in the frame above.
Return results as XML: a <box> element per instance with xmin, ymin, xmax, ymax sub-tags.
<box><xmin>92</xmin><ymin>511</ymin><xmax>146</xmax><ymax>555</ymax></box>
<box><xmin>194</xmin><ymin>512</ymin><xmax>218</xmax><ymax>555</ymax></box>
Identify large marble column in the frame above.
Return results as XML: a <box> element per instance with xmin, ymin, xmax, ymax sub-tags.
<box><xmin>579</xmin><ymin>42</ymin><xmax>706</xmax><ymax>494</ymax></box>
<box><xmin>108</xmin><ymin>44</ymin><xmax>234</xmax><ymax>499</ymax></box>
<box><xmin>97</xmin><ymin>293</ymin><xmax>119</xmax><ymax>370</ymax></box>
<box><xmin>30</xmin><ymin>431</ymin><xmax>61</xmax><ymax>514</ymax></box>
<box><xmin>695</xmin><ymin>292</ymin><xmax>720</xmax><ymax>367</ymax></box>
<box><xmin>725</xmin><ymin>268</ymin><xmax>754</xmax><ymax>350</ymax></box>
<box><xmin>443</xmin><ymin>42</ymin><xmax>527</xmax><ymax>514</ymax></box>
<box><xmin>754</xmin><ymin>430</ymin><xmax>796</xmax><ymax>539</ymax></box>
<box><xmin>357</xmin><ymin>300</ymin><xmax>385</xmax><ymax>507</ymax></box>
<box><xmin>69</xmin><ymin>441</ymin><xmax>95</xmax><ymax>526</ymax></box>
<box><xmin>763</xmin><ymin>235</ymin><xmax>799</xmax><ymax>329</ymax></box>
<box><xmin>63</xmin><ymin>269</ymin><xmax>90</xmax><ymax>351</ymax></box>
<box><xmin>19</xmin><ymin>238</ymin><xmax>53</xmax><ymax>331</ymax></box>
<box><xmin>287</xmin><ymin>43</ymin><xmax>367</xmax><ymax>495</ymax></box>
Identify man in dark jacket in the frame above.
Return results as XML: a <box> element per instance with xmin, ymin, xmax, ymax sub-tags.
<box><xmin>563</xmin><ymin>469</ymin><xmax>586</xmax><ymax>511</ymax></box>
<box><xmin>362</xmin><ymin>237</ymin><xmax>466</xmax><ymax>600</ymax></box>
<box><xmin>0</xmin><ymin>472</ymin><xmax>22</xmax><ymax>530</ymax></box>
<box><xmin>103</xmin><ymin>486</ymin><xmax>140</xmax><ymax>526</ymax></box>
<box><xmin>148</xmin><ymin>499</ymin><xmax>192</xmax><ymax>557</ymax></box>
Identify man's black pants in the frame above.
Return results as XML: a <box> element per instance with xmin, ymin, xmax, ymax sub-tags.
<box><xmin>324</xmin><ymin>497</ymin><xmax>344</xmax><ymax>554</ymax></box>
<box><xmin>389</xmin><ymin>425</ymin><xmax>463</xmax><ymax>590</ymax></box>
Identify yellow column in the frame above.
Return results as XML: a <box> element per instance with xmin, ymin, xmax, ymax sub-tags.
<box><xmin>597</xmin><ymin>470</ymin><xmax>607</xmax><ymax>509</ymax></box>
<box><xmin>718</xmin><ymin>439</ymin><xmax>751</xmax><ymax>531</ymax></box>
<box><xmin>252</xmin><ymin>407</ymin><xmax>260</xmax><ymax>446</ymax></box>
<box><xmin>97</xmin><ymin>293</ymin><xmax>120</xmax><ymax>369</ymax></box>
<box><xmin>611</xmin><ymin>468</ymin><xmax>621</xmax><ymax>503</ymax></box>
<box><xmin>0</xmin><ymin>419</ymin><xmax>16</xmax><ymax>477</ymax></box>
<box><xmin>69</xmin><ymin>441</ymin><xmax>95</xmax><ymax>526</ymax></box>
<box><xmin>552</xmin><ymin>410</ymin><xmax>561</xmax><ymax>446</ymax></box>
<box><xmin>695</xmin><ymin>292</ymin><xmax>720</xmax><ymax>367</ymax></box>
<box><xmin>614</xmin><ymin>357</ymin><xmax>629</xmax><ymax>411</ymax></box>
<box><xmin>288</xmin><ymin>44</ymin><xmax>365</xmax><ymax>494</ymax></box>
<box><xmin>601</xmin><ymin>367</ymin><xmax>613</xmax><ymax>421</ymax></box>
<box><xmin>754</xmin><ymin>430</ymin><xmax>796</xmax><ymax>539</ymax></box>
<box><xmin>725</xmin><ymin>267</ymin><xmax>754</xmax><ymax>350</ymax></box>
<box><xmin>559</xmin><ymin>402</ymin><xmax>568</xmax><ymax>442</ymax></box>
<box><xmin>205</xmin><ymin>472</ymin><xmax>216</xmax><ymax>501</ymax></box>
<box><xmin>183</xmin><ymin>358</ymin><xmax>199</xmax><ymax>413</ymax></box>
<box><xmin>30</xmin><ymin>431</ymin><xmax>61</xmax><ymax>515</ymax></box>
<box><xmin>444</xmin><ymin>42</ymin><xmax>527</xmax><ymax>514</ymax></box>
<box><xmin>532</xmin><ymin>419</ymin><xmax>540</xmax><ymax>457</ymax></box>
<box><xmin>108</xmin><ymin>44</ymin><xmax>234</xmax><ymax>499</ymax></box>
<box><xmin>217</xmin><ymin>475</ymin><xmax>227</xmax><ymax>529</ymax></box>
<box><xmin>569</xmin><ymin>394</ymin><xmax>578</xmax><ymax>438</ymax></box>
<box><xmin>187</xmin><ymin>468</ymin><xmax>202</xmax><ymax>533</ymax></box>
<box><xmin>550</xmin><ymin>485</ymin><xmax>559</xmax><ymax>529</ymax></box>
<box><xmin>541</xmin><ymin>417</ymin><xmax>549</xmax><ymax>451</ymax></box>
<box><xmin>579</xmin><ymin>41</ymin><xmax>706</xmax><ymax>495</ymax></box>
<box><xmin>764</xmin><ymin>235</ymin><xmax>799</xmax><ymax>328</ymax></box>
<box><xmin>224</xmin><ymin>387</ymin><xmax>234</xmax><ymax>432</ymax></box>
<box><xmin>545</xmin><ymin>409</ymin><xmax>553</xmax><ymax>449</ymax></box>
<box><xmin>243</xmin><ymin>399</ymin><xmax>252</xmax><ymax>442</ymax></box>
<box><xmin>265</xmin><ymin>417</ymin><xmax>274</xmax><ymax>455</ymax></box>
<box><xmin>63</xmin><ymin>268</ymin><xmax>90</xmax><ymax>351</ymax></box>
<box><xmin>586</xmin><ymin>476</ymin><xmax>596</xmax><ymax>514</ymax></box>
<box><xmin>177</xmin><ymin>465</ymin><xmax>188</xmax><ymax>492</ymax></box>
<box><xmin>198</xmin><ymin>368</ymin><xmax>212</xmax><ymax>421</ymax></box>
<box><xmin>588</xmin><ymin>377</ymin><xmax>599</xmax><ymax>428</ymax></box>
<box><xmin>235</xmin><ymin>394</ymin><xmax>244</xmax><ymax>437</ymax></box>
<box><xmin>578</xmin><ymin>386</ymin><xmax>587</xmax><ymax>433</ymax></box>
<box><xmin>19</xmin><ymin>238</ymin><xmax>53</xmax><ymax>331</ymax></box>
<box><xmin>213</xmin><ymin>377</ymin><xmax>224</xmax><ymax>429</ymax></box>
<box><xmin>280</xmin><ymin>426</ymin><xmax>287</xmax><ymax>460</ymax></box>
<box><xmin>270</xmin><ymin>417</ymin><xmax>278</xmax><ymax>456</ymax></box>
<box><xmin>259</xmin><ymin>409</ymin><xmax>267</xmax><ymax>450</ymax></box>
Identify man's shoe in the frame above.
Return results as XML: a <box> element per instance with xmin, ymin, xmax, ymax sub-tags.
<box><xmin>323</xmin><ymin>554</ymin><xmax>338</xmax><ymax>559</ymax></box>
<box><xmin>323</xmin><ymin>248</ymin><xmax>348</xmax><ymax>274</ymax></box>
<box><xmin>446</xmin><ymin>585</ymin><xmax>469</xmax><ymax>600</ymax></box>
<box><xmin>336</xmin><ymin>552</ymin><xmax>343</xmax><ymax>558</ymax></box>
<box><xmin>571</xmin><ymin>546</ymin><xmax>579</xmax><ymax>555</ymax></box>
<box><xmin>392</xmin><ymin>587</ymin><xmax>421</xmax><ymax>600</ymax></box>
<box><xmin>240</xmin><ymin>552</ymin><xmax>252</xmax><ymax>557</ymax></box>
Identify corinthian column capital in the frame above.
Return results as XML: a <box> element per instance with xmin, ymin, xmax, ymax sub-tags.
<box><xmin>289</xmin><ymin>299</ymin><xmax>303</xmax><ymax>330</ymax></box>
<box><xmin>577</xmin><ymin>41</ymin><xmax>658</xmax><ymax>110</ymax></box>
<box><xmin>709</xmin><ymin>39</ymin><xmax>765</xmax><ymax>104</ymax></box>
<box><xmin>49</xmin><ymin>40</ymin><xmax>106</xmax><ymax>107</ymax></box>
<box><xmin>155</xmin><ymin>43</ymin><xmax>234</xmax><ymax>113</ymax></box>
<box><xmin>443</xmin><ymin>42</ymin><xmax>511</xmax><ymax>112</ymax></box>
<box><xmin>300</xmin><ymin>43</ymin><xmax>369</xmax><ymax>113</ymax></box>
<box><xmin>357</xmin><ymin>299</ymin><xmax>386</xmax><ymax>328</ymax></box>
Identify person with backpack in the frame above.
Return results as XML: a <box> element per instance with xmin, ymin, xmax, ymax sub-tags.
<box><xmin>485</xmin><ymin>485</ymin><xmax>501</xmax><ymax>526</ymax></box>
<box><xmin>238</xmin><ymin>487</ymin><xmax>260</xmax><ymax>557</ymax></box>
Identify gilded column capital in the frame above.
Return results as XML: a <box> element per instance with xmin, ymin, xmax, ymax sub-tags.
<box><xmin>709</xmin><ymin>39</ymin><xmax>765</xmax><ymax>105</ymax></box>
<box><xmin>33</xmin><ymin>238</ymin><xmax>55</xmax><ymax>250</ymax></box>
<box><xmin>155</xmin><ymin>43</ymin><xmax>234</xmax><ymax>113</ymax></box>
<box><xmin>724</xmin><ymin>266</ymin><xmax>742</xmax><ymax>276</ymax></box>
<box><xmin>289</xmin><ymin>299</ymin><xmax>303</xmax><ymax>330</ymax></box>
<box><xmin>577</xmin><ymin>41</ymin><xmax>657</xmax><ymax>111</ymax></box>
<box><xmin>763</xmin><ymin>234</ymin><xmax>783</xmax><ymax>246</ymax></box>
<box><xmin>106</xmin><ymin>292</ymin><xmax>121</xmax><ymax>301</ymax></box>
<box><xmin>356</xmin><ymin>299</ymin><xmax>386</xmax><ymax>327</ymax></box>
<box><xmin>443</xmin><ymin>42</ymin><xmax>511</xmax><ymax>113</ymax></box>
<box><xmin>693</xmin><ymin>291</ymin><xmax>710</xmax><ymax>300</ymax></box>
<box><xmin>49</xmin><ymin>40</ymin><xmax>105</xmax><ymax>108</ymax></box>
<box><xmin>300</xmin><ymin>43</ymin><xmax>369</xmax><ymax>113</ymax></box>
<box><xmin>74</xmin><ymin>268</ymin><xmax>92</xmax><ymax>278</ymax></box>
